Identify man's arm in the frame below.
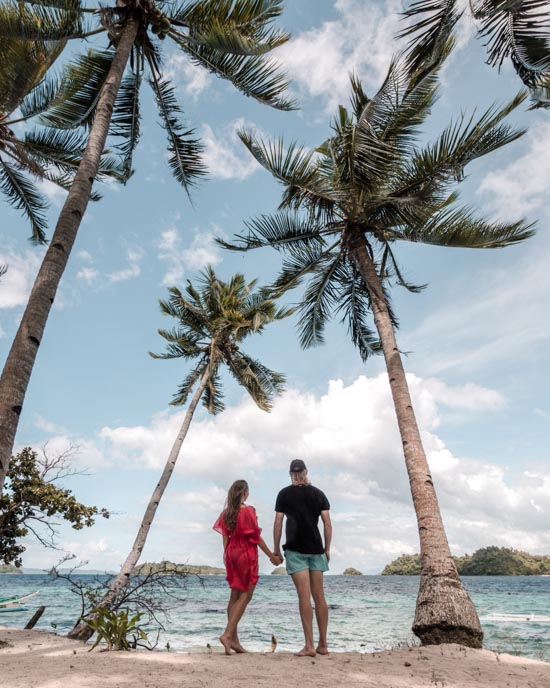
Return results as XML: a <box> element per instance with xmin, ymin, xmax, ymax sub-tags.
<box><xmin>273</xmin><ymin>512</ymin><xmax>284</xmax><ymax>562</ymax></box>
<box><xmin>321</xmin><ymin>510</ymin><xmax>332</xmax><ymax>561</ymax></box>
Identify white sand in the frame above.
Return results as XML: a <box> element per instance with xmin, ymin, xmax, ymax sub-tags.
<box><xmin>1</xmin><ymin>625</ymin><xmax>549</xmax><ymax>688</ymax></box>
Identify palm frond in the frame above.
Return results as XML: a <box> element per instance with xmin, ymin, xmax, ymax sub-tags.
<box><xmin>170</xmin><ymin>359</ymin><xmax>208</xmax><ymax>406</ymax></box>
<box><xmin>399</xmin><ymin>0</ymin><xmax>461</xmax><ymax>83</ymax></box>
<box><xmin>172</xmin><ymin>0</ymin><xmax>285</xmax><ymax>28</ymax></box>
<box><xmin>297</xmin><ymin>251</ymin><xmax>345</xmax><ymax>349</ymax></box>
<box><xmin>0</xmin><ymin>157</ymin><xmax>48</xmax><ymax>243</ymax></box>
<box><xmin>269</xmin><ymin>240</ymin><xmax>341</xmax><ymax>297</ymax></box>
<box><xmin>111</xmin><ymin>65</ymin><xmax>142</xmax><ymax>182</ymax></box>
<box><xmin>18</xmin><ymin>70</ymin><xmax>63</xmax><ymax>121</ymax></box>
<box><xmin>238</xmin><ymin>129</ymin><xmax>337</xmax><ymax>213</ymax></box>
<box><xmin>394</xmin><ymin>90</ymin><xmax>527</xmax><ymax>199</ymax></box>
<box><xmin>176</xmin><ymin>39</ymin><xmax>295</xmax><ymax>110</ymax></box>
<box><xmin>39</xmin><ymin>49</ymin><xmax>114</xmax><ymax>130</ymax></box>
<box><xmin>400</xmin><ymin>205</ymin><xmax>535</xmax><ymax>248</ymax></box>
<box><xmin>148</xmin><ymin>72</ymin><xmax>206</xmax><ymax>194</ymax></box>
<box><xmin>472</xmin><ymin>0</ymin><xmax>550</xmax><ymax>87</ymax></box>
<box><xmin>202</xmin><ymin>367</ymin><xmax>225</xmax><ymax>414</ymax></box>
<box><xmin>334</xmin><ymin>260</ymin><xmax>381</xmax><ymax>362</ymax></box>
<box><xmin>0</xmin><ymin>0</ymin><xmax>85</xmax><ymax>41</ymax></box>
<box><xmin>171</xmin><ymin>0</ymin><xmax>290</xmax><ymax>56</ymax></box>
<box><xmin>218</xmin><ymin>212</ymin><xmax>327</xmax><ymax>254</ymax></box>
<box><xmin>226</xmin><ymin>350</ymin><xmax>285</xmax><ymax>411</ymax></box>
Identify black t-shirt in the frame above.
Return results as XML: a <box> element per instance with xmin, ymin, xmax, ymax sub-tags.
<box><xmin>275</xmin><ymin>484</ymin><xmax>330</xmax><ymax>555</ymax></box>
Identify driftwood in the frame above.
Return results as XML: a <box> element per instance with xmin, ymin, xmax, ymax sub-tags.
<box><xmin>24</xmin><ymin>606</ymin><xmax>45</xmax><ymax>630</ymax></box>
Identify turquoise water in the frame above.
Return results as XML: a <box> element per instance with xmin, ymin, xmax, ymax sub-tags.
<box><xmin>1</xmin><ymin>575</ymin><xmax>549</xmax><ymax>658</ymax></box>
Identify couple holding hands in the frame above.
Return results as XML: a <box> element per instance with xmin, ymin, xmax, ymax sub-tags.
<box><xmin>213</xmin><ymin>459</ymin><xmax>332</xmax><ymax>657</ymax></box>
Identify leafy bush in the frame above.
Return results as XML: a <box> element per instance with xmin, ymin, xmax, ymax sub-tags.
<box><xmin>86</xmin><ymin>608</ymin><xmax>147</xmax><ymax>651</ymax></box>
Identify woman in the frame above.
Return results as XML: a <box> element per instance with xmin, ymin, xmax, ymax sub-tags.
<box><xmin>213</xmin><ymin>479</ymin><xmax>280</xmax><ymax>654</ymax></box>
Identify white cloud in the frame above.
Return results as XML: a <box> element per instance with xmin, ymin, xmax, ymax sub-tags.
<box><xmin>25</xmin><ymin>373</ymin><xmax>550</xmax><ymax>571</ymax></box>
<box><xmin>36</xmin><ymin>178</ymin><xmax>68</xmax><ymax>206</ymax></box>
<box><xmin>164</xmin><ymin>52</ymin><xmax>212</xmax><ymax>99</ymax></box>
<box><xmin>277</xmin><ymin>0</ymin><xmax>402</xmax><ymax>110</ymax></box>
<box><xmin>201</xmin><ymin>118</ymin><xmax>260</xmax><ymax>180</ymax></box>
<box><xmin>0</xmin><ymin>246</ymin><xmax>45</xmax><ymax>309</ymax></box>
<box><xmin>35</xmin><ymin>415</ymin><xmax>66</xmax><ymax>435</ymax></box>
<box><xmin>76</xmin><ymin>266</ymin><xmax>99</xmax><ymax>284</ymax></box>
<box><xmin>478</xmin><ymin>120</ymin><xmax>550</xmax><ymax>218</ymax></box>
<box><xmin>182</xmin><ymin>226</ymin><xmax>223</xmax><ymax>271</ymax></box>
<box><xmin>108</xmin><ymin>247</ymin><xmax>145</xmax><ymax>283</ymax></box>
<box><xmin>156</xmin><ymin>222</ymin><xmax>223</xmax><ymax>286</ymax></box>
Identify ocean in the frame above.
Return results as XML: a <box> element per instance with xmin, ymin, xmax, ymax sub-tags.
<box><xmin>1</xmin><ymin>574</ymin><xmax>549</xmax><ymax>659</ymax></box>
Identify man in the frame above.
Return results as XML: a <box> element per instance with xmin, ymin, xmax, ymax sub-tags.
<box><xmin>273</xmin><ymin>459</ymin><xmax>332</xmax><ymax>657</ymax></box>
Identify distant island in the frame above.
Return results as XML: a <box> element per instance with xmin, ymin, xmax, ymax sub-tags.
<box><xmin>271</xmin><ymin>566</ymin><xmax>287</xmax><ymax>575</ymax></box>
<box><xmin>343</xmin><ymin>567</ymin><xmax>363</xmax><ymax>575</ymax></box>
<box><xmin>134</xmin><ymin>562</ymin><xmax>225</xmax><ymax>575</ymax></box>
<box><xmin>382</xmin><ymin>547</ymin><xmax>550</xmax><ymax>576</ymax></box>
<box><xmin>0</xmin><ymin>564</ymin><xmax>22</xmax><ymax>574</ymax></box>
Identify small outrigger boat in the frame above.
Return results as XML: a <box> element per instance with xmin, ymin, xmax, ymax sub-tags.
<box><xmin>0</xmin><ymin>591</ymin><xmax>38</xmax><ymax>613</ymax></box>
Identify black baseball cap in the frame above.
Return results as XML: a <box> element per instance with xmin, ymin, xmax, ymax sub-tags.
<box><xmin>289</xmin><ymin>459</ymin><xmax>307</xmax><ymax>472</ymax></box>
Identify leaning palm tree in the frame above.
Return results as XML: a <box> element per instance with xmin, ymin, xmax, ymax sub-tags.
<box><xmin>220</xmin><ymin>59</ymin><xmax>534</xmax><ymax>646</ymax></box>
<box><xmin>400</xmin><ymin>0</ymin><xmax>550</xmax><ymax>107</ymax></box>
<box><xmin>0</xmin><ymin>0</ymin><xmax>294</xmax><ymax>494</ymax></box>
<box><xmin>68</xmin><ymin>266</ymin><xmax>290</xmax><ymax>640</ymax></box>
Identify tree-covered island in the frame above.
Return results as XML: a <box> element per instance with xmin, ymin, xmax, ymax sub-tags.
<box><xmin>382</xmin><ymin>547</ymin><xmax>550</xmax><ymax>576</ymax></box>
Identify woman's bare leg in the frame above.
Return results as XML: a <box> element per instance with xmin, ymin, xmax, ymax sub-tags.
<box><xmin>220</xmin><ymin>586</ymin><xmax>256</xmax><ymax>655</ymax></box>
<box><xmin>225</xmin><ymin>589</ymin><xmax>246</xmax><ymax>652</ymax></box>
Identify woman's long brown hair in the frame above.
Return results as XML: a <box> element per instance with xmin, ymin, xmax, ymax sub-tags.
<box><xmin>223</xmin><ymin>480</ymin><xmax>248</xmax><ymax>532</ymax></box>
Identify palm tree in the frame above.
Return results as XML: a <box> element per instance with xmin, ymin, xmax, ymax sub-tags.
<box><xmin>68</xmin><ymin>266</ymin><xmax>290</xmax><ymax>640</ymax></box>
<box><xmin>400</xmin><ymin>0</ymin><xmax>550</xmax><ymax>107</ymax></box>
<box><xmin>0</xmin><ymin>10</ymin><xmax>120</xmax><ymax>242</ymax></box>
<box><xmin>0</xmin><ymin>0</ymin><xmax>294</xmax><ymax>494</ymax></box>
<box><xmin>219</xmin><ymin>57</ymin><xmax>534</xmax><ymax>646</ymax></box>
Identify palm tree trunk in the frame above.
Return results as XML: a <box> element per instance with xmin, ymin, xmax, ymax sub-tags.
<box><xmin>67</xmin><ymin>366</ymin><xmax>210</xmax><ymax>642</ymax></box>
<box><xmin>348</xmin><ymin>230</ymin><xmax>482</xmax><ymax>648</ymax></box>
<box><xmin>0</xmin><ymin>19</ymin><xmax>139</xmax><ymax>495</ymax></box>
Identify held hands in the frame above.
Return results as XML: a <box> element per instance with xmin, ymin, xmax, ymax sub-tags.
<box><xmin>269</xmin><ymin>552</ymin><xmax>283</xmax><ymax>566</ymax></box>
<box><xmin>325</xmin><ymin>549</ymin><xmax>330</xmax><ymax>563</ymax></box>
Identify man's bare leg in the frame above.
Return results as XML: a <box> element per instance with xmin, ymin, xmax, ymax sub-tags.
<box><xmin>291</xmin><ymin>569</ymin><xmax>316</xmax><ymax>656</ymax></box>
<box><xmin>310</xmin><ymin>570</ymin><xmax>329</xmax><ymax>654</ymax></box>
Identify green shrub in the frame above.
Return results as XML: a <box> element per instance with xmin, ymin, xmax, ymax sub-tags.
<box><xmin>86</xmin><ymin>608</ymin><xmax>147</xmax><ymax>651</ymax></box>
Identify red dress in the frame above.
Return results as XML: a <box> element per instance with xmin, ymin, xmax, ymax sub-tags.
<box><xmin>213</xmin><ymin>505</ymin><xmax>262</xmax><ymax>591</ymax></box>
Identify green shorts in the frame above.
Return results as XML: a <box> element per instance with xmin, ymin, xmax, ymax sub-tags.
<box><xmin>284</xmin><ymin>549</ymin><xmax>329</xmax><ymax>575</ymax></box>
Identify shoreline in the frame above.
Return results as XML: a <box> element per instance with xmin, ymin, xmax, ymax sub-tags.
<box><xmin>2</xmin><ymin>626</ymin><xmax>550</xmax><ymax>688</ymax></box>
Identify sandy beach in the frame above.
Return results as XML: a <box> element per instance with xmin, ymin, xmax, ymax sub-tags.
<box><xmin>1</xmin><ymin>626</ymin><xmax>549</xmax><ymax>688</ymax></box>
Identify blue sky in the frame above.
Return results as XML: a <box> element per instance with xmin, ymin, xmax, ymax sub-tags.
<box><xmin>1</xmin><ymin>0</ymin><xmax>549</xmax><ymax>574</ymax></box>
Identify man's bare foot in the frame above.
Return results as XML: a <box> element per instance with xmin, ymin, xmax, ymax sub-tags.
<box><xmin>219</xmin><ymin>634</ymin><xmax>232</xmax><ymax>656</ymax></box>
<box><xmin>294</xmin><ymin>646</ymin><xmax>316</xmax><ymax>657</ymax></box>
<box><xmin>316</xmin><ymin>645</ymin><xmax>329</xmax><ymax>655</ymax></box>
<box><xmin>231</xmin><ymin>642</ymin><xmax>247</xmax><ymax>653</ymax></box>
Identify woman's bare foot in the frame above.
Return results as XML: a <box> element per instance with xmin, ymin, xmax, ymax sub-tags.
<box><xmin>294</xmin><ymin>646</ymin><xmax>316</xmax><ymax>657</ymax></box>
<box><xmin>316</xmin><ymin>645</ymin><xmax>329</xmax><ymax>655</ymax></box>
<box><xmin>219</xmin><ymin>634</ymin><xmax>232</xmax><ymax>656</ymax></box>
<box><xmin>231</xmin><ymin>642</ymin><xmax>248</xmax><ymax>653</ymax></box>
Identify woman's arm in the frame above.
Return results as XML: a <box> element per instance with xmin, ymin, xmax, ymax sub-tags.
<box><xmin>223</xmin><ymin>535</ymin><xmax>229</xmax><ymax>551</ymax></box>
<box><xmin>257</xmin><ymin>536</ymin><xmax>280</xmax><ymax>565</ymax></box>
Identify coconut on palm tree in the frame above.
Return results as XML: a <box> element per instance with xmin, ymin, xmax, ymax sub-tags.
<box><xmin>400</xmin><ymin>0</ymin><xmax>550</xmax><ymax>107</ymax></box>
<box><xmin>68</xmin><ymin>266</ymin><xmax>290</xmax><ymax>640</ymax></box>
<box><xmin>219</xmin><ymin>57</ymin><xmax>534</xmax><ymax>646</ymax></box>
<box><xmin>0</xmin><ymin>0</ymin><xmax>294</xmax><ymax>494</ymax></box>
